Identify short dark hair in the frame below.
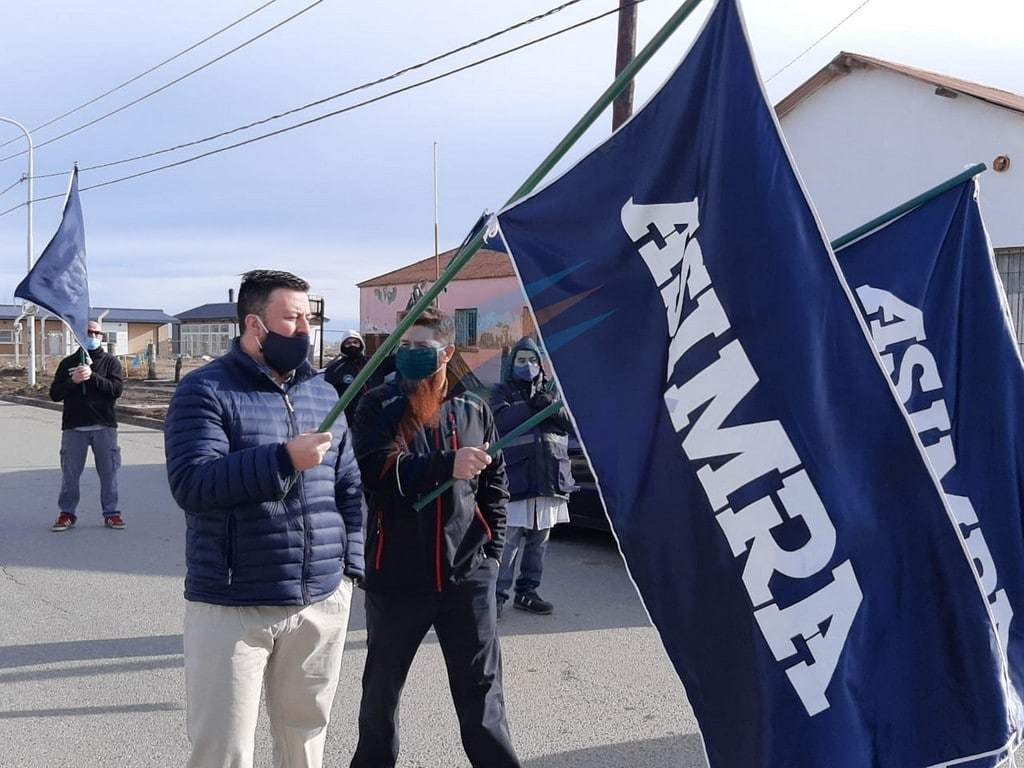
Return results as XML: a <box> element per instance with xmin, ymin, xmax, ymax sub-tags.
<box><xmin>410</xmin><ymin>306</ymin><xmax>454</xmax><ymax>345</ymax></box>
<box><xmin>236</xmin><ymin>270</ymin><xmax>310</xmax><ymax>326</ymax></box>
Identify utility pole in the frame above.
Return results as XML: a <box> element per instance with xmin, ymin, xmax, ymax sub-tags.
<box><xmin>433</xmin><ymin>141</ymin><xmax>440</xmax><ymax>308</ymax></box>
<box><xmin>612</xmin><ymin>0</ymin><xmax>638</xmax><ymax>131</ymax></box>
<box><xmin>0</xmin><ymin>116</ymin><xmax>35</xmax><ymax>385</ymax></box>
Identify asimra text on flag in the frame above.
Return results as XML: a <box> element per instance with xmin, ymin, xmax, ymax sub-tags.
<box><xmin>497</xmin><ymin>0</ymin><xmax>1018</xmax><ymax>766</ymax></box>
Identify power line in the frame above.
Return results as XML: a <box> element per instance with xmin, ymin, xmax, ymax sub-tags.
<box><xmin>765</xmin><ymin>0</ymin><xmax>875</xmax><ymax>84</ymax></box>
<box><xmin>0</xmin><ymin>1</ymin><xmax>280</xmax><ymax>151</ymax></box>
<box><xmin>29</xmin><ymin>0</ymin><xmax>589</xmax><ymax>181</ymax></box>
<box><xmin>0</xmin><ymin>1</ymin><xmax>640</xmax><ymax>219</ymax></box>
<box><xmin>0</xmin><ymin>177</ymin><xmax>23</xmax><ymax>199</ymax></box>
<box><xmin>0</xmin><ymin>0</ymin><xmax>327</xmax><ymax>163</ymax></box>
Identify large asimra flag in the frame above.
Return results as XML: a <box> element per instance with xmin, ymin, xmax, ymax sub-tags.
<box><xmin>14</xmin><ymin>167</ymin><xmax>90</xmax><ymax>346</ymax></box>
<box><xmin>496</xmin><ymin>1</ymin><xmax>1019</xmax><ymax>766</ymax></box>
<box><xmin>839</xmin><ymin>178</ymin><xmax>1024</xmax><ymax>710</ymax></box>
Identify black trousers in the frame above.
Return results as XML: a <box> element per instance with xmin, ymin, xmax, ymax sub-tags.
<box><xmin>349</xmin><ymin>560</ymin><xmax>521</xmax><ymax>768</ymax></box>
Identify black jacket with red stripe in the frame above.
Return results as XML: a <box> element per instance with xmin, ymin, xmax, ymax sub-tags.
<box><xmin>352</xmin><ymin>380</ymin><xmax>509</xmax><ymax>593</ymax></box>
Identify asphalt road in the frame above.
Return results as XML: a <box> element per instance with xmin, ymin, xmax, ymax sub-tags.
<box><xmin>0</xmin><ymin>401</ymin><xmax>703</xmax><ymax>768</ymax></box>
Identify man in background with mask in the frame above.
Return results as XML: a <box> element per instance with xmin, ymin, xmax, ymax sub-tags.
<box><xmin>164</xmin><ymin>269</ymin><xmax>364</xmax><ymax>768</ymax></box>
<box><xmin>489</xmin><ymin>337</ymin><xmax>575</xmax><ymax>617</ymax></box>
<box><xmin>348</xmin><ymin>306</ymin><xmax>520</xmax><ymax>768</ymax></box>
<box><xmin>324</xmin><ymin>330</ymin><xmax>392</xmax><ymax>424</ymax></box>
<box><xmin>49</xmin><ymin>319</ymin><xmax>126</xmax><ymax>532</ymax></box>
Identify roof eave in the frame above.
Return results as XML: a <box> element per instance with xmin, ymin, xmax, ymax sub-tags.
<box><xmin>776</xmin><ymin>51</ymin><xmax>1024</xmax><ymax>120</ymax></box>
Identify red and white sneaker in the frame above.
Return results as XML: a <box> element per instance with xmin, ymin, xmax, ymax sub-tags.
<box><xmin>51</xmin><ymin>513</ymin><xmax>76</xmax><ymax>532</ymax></box>
<box><xmin>104</xmin><ymin>514</ymin><xmax>126</xmax><ymax>530</ymax></box>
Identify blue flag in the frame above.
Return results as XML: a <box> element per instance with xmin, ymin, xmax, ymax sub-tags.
<box><xmin>14</xmin><ymin>168</ymin><xmax>90</xmax><ymax>345</ymax></box>
<box><xmin>839</xmin><ymin>179</ymin><xmax>1024</xmax><ymax>710</ymax></box>
<box><xmin>497</xmin><ymin>1</ymin><xmax>1017</xmax><ymax>765</ymax></box>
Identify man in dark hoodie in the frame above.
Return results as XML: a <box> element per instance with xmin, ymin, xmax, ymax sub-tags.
<box><xmin>49</xmin><ymin>319</ymin><xmax>125</xmax><ymax>532</ymax></box>
<box><xmin>489</xmin><ymin>337</ymin><xmax>575</xmax><ymax>616</ymax></box>
<box><xmin>349</xmin><ymin>306</ymin><xmax>520</xmax><ymax>768</ymax></box>
<box><xmin>324</xmin><ymin>330</ymin><xmax>392</xmax><ymax>423</ymax></box>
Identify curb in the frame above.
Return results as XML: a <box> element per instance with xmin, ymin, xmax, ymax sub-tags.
<box><xmin>0</xmin><ymin>394</ymin><xmax>166</xmax><ymax>431</ymax></box>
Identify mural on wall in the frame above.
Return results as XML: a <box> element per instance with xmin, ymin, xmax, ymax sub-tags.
<box><xmin>374</xmin><ymin>285</ymin><xmax>398</xmax><ymax>305</ymax></box>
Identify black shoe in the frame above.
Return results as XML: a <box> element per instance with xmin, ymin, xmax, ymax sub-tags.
<box><xmin>514</xmin><ymin>592</ymin><xmax>553</xmax><ymax>615</ymax></box>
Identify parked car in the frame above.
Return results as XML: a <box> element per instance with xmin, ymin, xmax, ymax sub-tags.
<box><xmin>566</xmin><ymin>439</ymin><xmax>611</xmax><ymax>531</ymax></box>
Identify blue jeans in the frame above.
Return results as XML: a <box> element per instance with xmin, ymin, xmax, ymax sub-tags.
<box><xmin>496</xmin><ymin>526</ymin><xmax>550</xmax><ymax>601</ymax></box>
<box><xmin>58</xmin><ymin>428</ymin><xmax>121</xmax><ymax>518</ymax></box>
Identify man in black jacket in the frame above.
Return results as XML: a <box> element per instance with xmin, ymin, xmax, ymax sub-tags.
<box><xmin>48</xmin><ymin>320</ymin><xmax>125</xmax><ymax>531</ymax></box>
<box><xmin>324</xmin><ymin>330</ymin><xmax>391</xmax><ymax>424</ymax></box>
<box><xmin>349</xmin><ymin>307</ymin><xmax>520</xmax><ymax>768</ymax></box>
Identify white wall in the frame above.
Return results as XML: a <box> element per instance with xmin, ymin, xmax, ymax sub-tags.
<box><xmin>780</xmin><ymin>68</ymin><xmax>1024</xmax><ymax>247</ymax></box>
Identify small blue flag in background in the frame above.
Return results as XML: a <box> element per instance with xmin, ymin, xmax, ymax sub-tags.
<box><xmin>14</xmin><ymin>167</ymin><xmax>90</xmax><ymax>346</ymax></box>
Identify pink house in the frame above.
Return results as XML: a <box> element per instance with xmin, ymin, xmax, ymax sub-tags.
<box><xmin>358</xmin><ymin>248</ymin><xmax>533</xmax><ymax>386</ymax></box>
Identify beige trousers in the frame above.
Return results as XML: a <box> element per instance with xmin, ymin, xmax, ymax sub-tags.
<box><xmin>183</xmin><ymin>580</ymin><xmax>353</xmax><ymax>768</ymax></box>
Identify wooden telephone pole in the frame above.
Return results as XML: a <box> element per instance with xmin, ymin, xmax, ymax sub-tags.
<box><xmin>612</xmin><ymin>0</ymin><xmax>638</xmax><ymax>131</ymax></box>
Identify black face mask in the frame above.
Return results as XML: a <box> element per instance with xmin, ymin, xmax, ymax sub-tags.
<box><xmin>256</xmin><ymin>318</ymin><xmax>310</xmax><ymax>375</ymax></box>
<box><xmin>341</xmin><ymin>344</ymin><xmax>362</xmax><ymax>358</ymax></box>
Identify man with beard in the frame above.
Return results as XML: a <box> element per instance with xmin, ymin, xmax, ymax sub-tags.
<box><xmin>349</xmin><ymin>307</ymin><xmax>520</xmax><ymax>768</ymax></box>
<box><xmin>324</xmin><ymin>331</ymin><xmax>391</xmax><ymax>423</ymax></box>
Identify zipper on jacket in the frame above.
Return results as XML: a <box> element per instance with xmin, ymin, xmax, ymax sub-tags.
<box><xmin>284</xmin><ymin>391</ymin><xmax>313</xmax><ymax>605</ymax></box>
<box><xmin>448</xmin><ymin>411</ymin><xmax>460</xmax><ymax>451</ymax></box>
<box><xmin>298</xmin><ymin>468</ymin><xmax>312</xmax><ymax>605</ymax></box>
<box><xmin>226</xmin><ymin>515</ymin><xmax>236</xmax><ymax>584</ymax></box>
<box><xmin>433</xmin><ymin>424</ymin><xmax>445</xmax><ymax>593</ymax></box>
<box><xmin>450</xmin><ymin>412</ymin><xmax>491</xmax><ymax>541</ymax></box>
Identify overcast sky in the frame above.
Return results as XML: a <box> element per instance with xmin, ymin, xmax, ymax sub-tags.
<box><xmin>0</xmin><ymin>0</ymin><xmax>1021</xmax><ymax>330</ymax></box>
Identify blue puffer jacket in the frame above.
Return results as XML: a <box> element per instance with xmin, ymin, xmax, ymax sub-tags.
<box><xmin>165</xmin><ymin>341</ymin><xmax>364</xmax><ymax>606</ymax></box>
<box><xmin>489</xmin><ymin>337</ymin><xmax>576</xmax><ymax>502</ymax></box>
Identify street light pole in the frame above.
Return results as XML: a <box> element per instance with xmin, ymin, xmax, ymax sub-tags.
<box><xmin>0</xmin><ymin>116</ymin><xmax>35</xmax><ymax>386</ymax></box>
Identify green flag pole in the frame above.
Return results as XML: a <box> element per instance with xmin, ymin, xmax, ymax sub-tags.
<box><xmin>408</xmin><ymin>166</ymin><xmax>994</xmax><ymax>508</ymax></box>
<box><xmin>413</xmin><ymin>400</ymin><xmax>563</xmax><ymax>512</ymax></box>
<box><xmin>830</xmin><ymin>163</ymin><xmax>986</xmax><ymax>251</ymax></box>
<box><xmin>410</xmin><ymin>164</ymin><xmax>994</xmax><ymax>509</ymax></box>
<box><xmin>314</xmin><ymin>0</ymin><xmax>707</xmax><ymax>436</ymax></box>
<box><xmin>279</xmin><ymin>0</ymin><xmax>705</xmax><ymax>497</ymax></box>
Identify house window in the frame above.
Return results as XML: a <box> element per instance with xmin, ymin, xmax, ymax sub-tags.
<box><xmin>996</xmin><ymin>246</ymin><xmax>1024</xmax><ymax>357</ymax></box>
<box><xmin>454</xmin><ymin>308</ymin><xmax>478</xmax><ymax>348</ymax></box>
<box><xmin>0</xmin><ymin>330</ymin><xmax>13</xmax><ymax>343</ymax></box>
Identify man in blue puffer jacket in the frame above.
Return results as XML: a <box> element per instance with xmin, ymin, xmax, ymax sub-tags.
<box><xmin>165</xmin><ymin>270</ymin><xmax>364</xmax><ymax>768</ymax></box>
<box><xmin>489</xmin><ymin>337</ymin><xmax>576</xmax><ymax>617</ymax></box>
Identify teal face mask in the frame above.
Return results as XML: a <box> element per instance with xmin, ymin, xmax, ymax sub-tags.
<box><xmin>396</xmin><ymin>345</ymin><xmax>442</xmax><ymax>380</ymax></box>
